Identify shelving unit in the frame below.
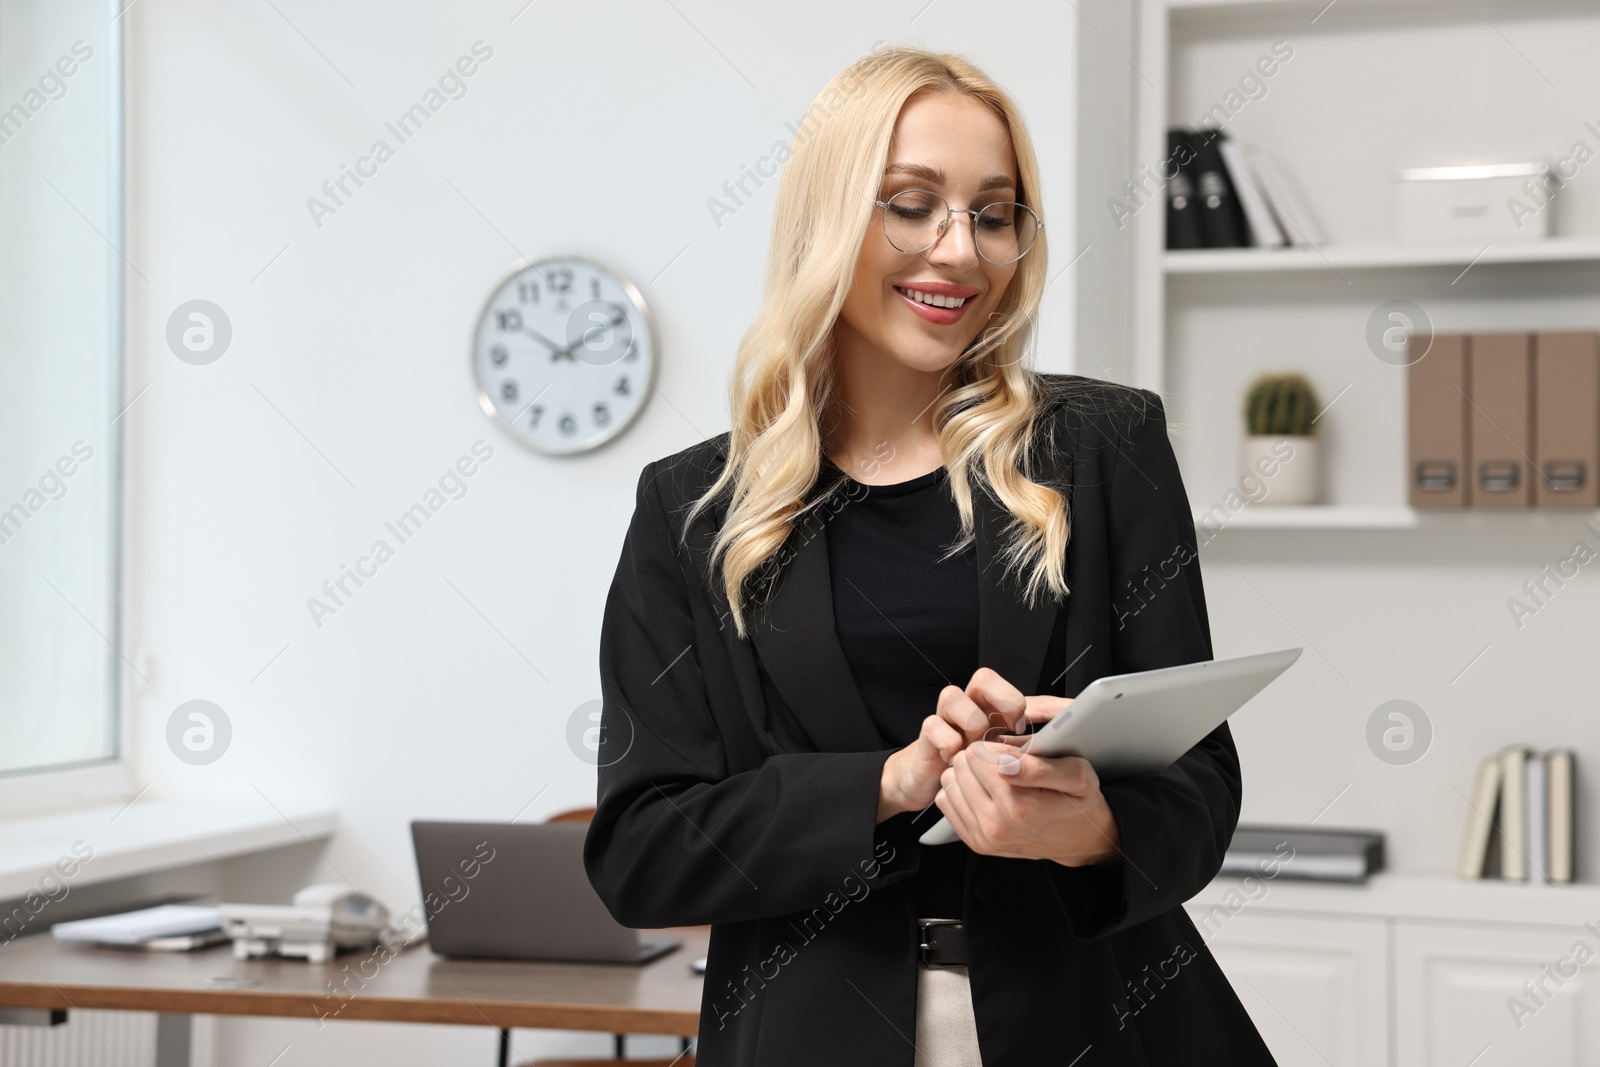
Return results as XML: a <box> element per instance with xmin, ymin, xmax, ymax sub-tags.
<box><xmin>1133</xmin><ymin>0</ymin><xmax>1600</xmax><ymax>529</ymax></box>
<box><xmin>1098</xmin><ymin>11</ymin><xmax>1600</xmax><ymax>1061</ymax></box>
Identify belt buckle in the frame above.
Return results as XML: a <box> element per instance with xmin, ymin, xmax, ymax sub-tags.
<box><xmin>917</xmin><ymin>918</ymin><xmax>964</xmax><ymax>968</ymax></box>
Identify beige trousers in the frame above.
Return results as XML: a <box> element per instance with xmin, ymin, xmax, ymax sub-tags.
<box><xmin>913</xmin><ymin>964</ymin><xmax>983</xmax><ymax>1066</ymax></box>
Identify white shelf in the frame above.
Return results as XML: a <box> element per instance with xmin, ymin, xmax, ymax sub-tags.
<box><xmin>1197</xmin><ymin>506</ymin><xmax>1419</xmax><ymax>530</ymax></box>
<box><xmin>1193</xmin><ymin>871</ymin><xmax>1600</xmax><ymax>930</ymax></box>
<box><xmin>0</xmin><ymin>796</ymin><xmax>337</xmax><ymax>899</ymax></box>
<box><xmin>1165</xmin><ymin>237</ymin><xmax>1600</xmax><ymax>275</ymax></box>
<box><xmin>1196</xmin><ymin>505</ymin><xmax>1600</xmax><ymax>530</ymax></box>
<box><xmin>1169</xmin><ymin>0</ymin><xmax>1533</xmax><ymax>13</ymax></box>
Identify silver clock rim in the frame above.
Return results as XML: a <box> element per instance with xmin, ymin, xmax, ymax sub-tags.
<box><xmin>470</xmin><ymin>253</ymin><xmax>660</xmax><ymax>457</ymax></box>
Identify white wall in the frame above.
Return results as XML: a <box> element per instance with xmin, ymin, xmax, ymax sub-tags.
<box><xmin>125</xmin><ymin>3</ymin><xmax>1077</xmax><ymax>1063</ymax></box>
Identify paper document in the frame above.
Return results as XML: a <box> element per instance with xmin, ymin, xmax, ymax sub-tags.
<box><xmin>52</xmin><ymin>904</ymin><xmax>221</xmax><ymax>945</ymax></box>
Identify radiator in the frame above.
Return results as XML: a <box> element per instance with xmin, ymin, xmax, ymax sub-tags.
<box><xmin>0</xmin><ymin>1010</ymin><xmax>157</xmax><ymax>1067</ymax></box>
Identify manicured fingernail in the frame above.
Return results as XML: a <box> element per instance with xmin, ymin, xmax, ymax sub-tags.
<box><xmin>999</xmin><ymin>754</ymin><xmax>1020</xmax><ymax>775</ymax></box>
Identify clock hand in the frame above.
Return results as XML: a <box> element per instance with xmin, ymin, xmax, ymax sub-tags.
<box><xmin>562</xmin><ymin>309</ymin><xmax>627</xmax><ymax>357</ymax></box>
<box><xmin>521</xmin><ymin>325</ymin><xmax>568</xmax><ymax>354</ymax></box>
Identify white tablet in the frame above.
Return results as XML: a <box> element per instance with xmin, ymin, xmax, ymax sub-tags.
<box><xmin>918</xmin><ymin>647</ymin><xmax>1302</xmax><ymax>846</ymax></box>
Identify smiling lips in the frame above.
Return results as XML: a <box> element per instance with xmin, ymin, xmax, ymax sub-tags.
<box><xmin>894</xmin><ymin>281</ymin><xmax>980</xmax><ymax>326</ymax></box>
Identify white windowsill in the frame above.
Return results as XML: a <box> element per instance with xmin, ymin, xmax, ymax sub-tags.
<box><xmin>0</xmin><ymin>796</ymin><xmax>337</xmax><ymax>900</ymax></box>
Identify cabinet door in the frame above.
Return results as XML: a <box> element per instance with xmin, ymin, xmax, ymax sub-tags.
<box><xmin>1396</xmin><ymin>921</ymin><xmax>1600</xmax><ymax>1067</ymax></box>
<box><xmin>1183</xmin><ymin>906</ymin><xmax>1389</xmax><ymax>1067</ymax></box>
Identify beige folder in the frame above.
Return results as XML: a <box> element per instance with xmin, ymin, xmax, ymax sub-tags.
<box><xmin>1469</xmin><ymin>333</ymin><xmax>1533</xmax><ymax>508</ymax></box>
<box><xmin>1408</xmin><ymin>333</ymin><xmax>1471</xmax><ymax>507</ymax></box>
<box><xmin>1533</xmin><ymin>332</ymin><xmax>1600</xmax><ymax>508</ymax></box>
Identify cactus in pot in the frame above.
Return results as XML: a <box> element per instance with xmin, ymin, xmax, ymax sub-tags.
<box><xmin>1241</xmin><ymin>372</ymin><xmax>1322</xmax><ymax>506</ymax></box>
<box><xmin>1244</xmin><ymin>372</ymin><xmax>1321</xmax><ymax>438</ymax></box>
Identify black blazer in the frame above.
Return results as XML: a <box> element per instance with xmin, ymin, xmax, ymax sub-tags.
<box><xmin>584</xmin><ymin>373</ymin><xmax>1276</xmax><ymax>1066</ymax></box>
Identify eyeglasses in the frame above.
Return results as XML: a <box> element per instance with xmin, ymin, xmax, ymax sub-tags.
<box><xmin>872</xmin><ymin>189</ymin><xmax>1043</xmax><ymax>265</ymax></box>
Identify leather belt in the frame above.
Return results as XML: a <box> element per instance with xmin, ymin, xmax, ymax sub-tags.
<box><xmin>917</xmin><ymin>919</ymin><xmax>966</xmax><ymax>968</ymax></box>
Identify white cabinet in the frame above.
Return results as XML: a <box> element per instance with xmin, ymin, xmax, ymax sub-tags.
<box><xmin>1395</xmin><ymin>922</ymin><xmax>1600</xmax><ymax>1067</ymax></box>
<box><xmin>1184</xmin><ymin>907</ymin><xmax>1388</xmax><ymax>1067</ymax></box>
<box><xmin>1187</xmin><ymin>875</ymin><xmax>1600</xmax><ymax>1067</ymax></box>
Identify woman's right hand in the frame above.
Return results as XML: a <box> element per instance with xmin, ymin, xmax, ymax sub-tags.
<box><xmin>876</xmin><ymin>667</ymin><xmax>1030</xmax><ymax>823</ymax></box>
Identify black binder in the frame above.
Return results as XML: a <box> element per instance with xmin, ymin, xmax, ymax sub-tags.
<box><xmin>1187</xmin><ymin>128</ymin><xmax>1248</xmax><ymax>248</ymax></box>
<box><xmin>1165</xmin><ymin>128</ymin><xmax>1203</xmax><ymax>250</ymax></box>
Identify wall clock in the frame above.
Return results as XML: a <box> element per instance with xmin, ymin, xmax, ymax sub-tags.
<box><xmin>471</xmin><ymin>256</ymin><xmax>657</xmax><ymax>455</ymax></box>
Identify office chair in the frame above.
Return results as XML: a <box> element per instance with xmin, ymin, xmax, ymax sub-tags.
<box><xmin>545</xmin><ymin>807</ymin><xmax>597</xmax><ymax>824</ymax></box>
<box><xmin>515</xmin><ymin>807</ymin><xmax>697</xmax><ymax>1067</ymax></box>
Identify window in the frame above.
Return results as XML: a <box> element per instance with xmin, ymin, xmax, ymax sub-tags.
<box><xmin>0</xmin><ymin>1</ymin><xmax>123</xmax><ymax>790</ymax></box>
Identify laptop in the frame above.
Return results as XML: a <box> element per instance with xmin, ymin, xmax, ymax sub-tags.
<box><xmin>410</xmin><ymin>820</ymin><xmax>682</xmax><ymax>964</ymax></box>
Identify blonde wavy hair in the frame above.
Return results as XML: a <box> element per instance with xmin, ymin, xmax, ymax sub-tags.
<box><xmin>685</xmin><ymin>46</ymin><xmax>1070</xmax><ymax>638</ymax></box>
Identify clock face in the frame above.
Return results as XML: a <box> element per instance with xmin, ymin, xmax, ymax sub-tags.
<box><xmin>471</xmin><ymin>256</ymin><xmax>657</xmax><ymax>455</ymax></box>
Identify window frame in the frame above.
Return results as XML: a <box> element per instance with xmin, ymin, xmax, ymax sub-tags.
<box><xmin>0</xmin><ymin>3</ymin><xmax>131</xmax><ymax>817</ymax></box>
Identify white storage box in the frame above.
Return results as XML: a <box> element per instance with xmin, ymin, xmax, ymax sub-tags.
<box><xmin>1395</xmin><ymin>162</ymin><xmax>1553</xmax><ymax>242</ymax></box>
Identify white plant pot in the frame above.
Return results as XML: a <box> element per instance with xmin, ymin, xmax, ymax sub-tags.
<box><xmin>1242</xmin><ymin>435</ymin><xmax>1320</xmax><ymax>505</ymax></box>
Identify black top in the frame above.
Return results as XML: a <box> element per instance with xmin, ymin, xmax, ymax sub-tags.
<box><xmin>588</xmin><ymin>377</ymin><xmax>1269</xmax><ymax>1066</ymax></box>
<box><xmin>820</xmin><ymin>454</ymin><xmax>978</xmax><ymax>919</ymax></box>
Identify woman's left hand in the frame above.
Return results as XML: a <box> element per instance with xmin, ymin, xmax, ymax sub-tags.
<box><xmin>934</xmin><ymin>741</ymin><xmax>1123</xmax><ymax>867</ymax></box>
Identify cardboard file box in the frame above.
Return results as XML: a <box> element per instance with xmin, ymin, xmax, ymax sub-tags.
<box><xmin>1408</xmin><ymin>334</ymin><xmax>1471</xmax><ymax>508</ymax></box>
<box><xmin>1469</xmin><ymin>333</ymin><xmax>1533</xmax><ymax>508</ymax></box>
<box><xmin>1533</xmin><ymin>332</ymin><xmax>1600</xmax><ymax>508</ymax></box>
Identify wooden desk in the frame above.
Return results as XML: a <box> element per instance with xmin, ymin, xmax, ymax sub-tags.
<box><xmin>0</xmin><ymin>929</ymin><xmax>706</xmax><ymax>1065</ymax></box>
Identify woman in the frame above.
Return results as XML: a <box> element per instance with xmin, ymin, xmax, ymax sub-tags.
<box><xmin>584</xmin><ymin>47</ymin><xmax>1276</xmax><ymax>1067</ymax></box>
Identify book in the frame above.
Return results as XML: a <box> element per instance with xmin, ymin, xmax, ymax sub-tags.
<box><xmin>1248</xmin><ymin>146</ymin><xmax>1324</xmax><ymax>246</ymax></box>
<box><xmin>1218</xmin><ymin>139</ymin><xmax>1285</xmax><ymax>247</ymax></box>
<box><xmin>1165</xmin><ymin>129</ymin><xmax>1204</xmax><ymax>250</ymax></box>
<box><xmin>1498</xmin><ymin>745</ymin><xmax>1529</xmax><ymax>880</ymax></box>
<box><xmin>1484</xmin><ymin>804</ymin><xmax>1504</xmax><ymax>878</ymax></box>
<box><xmin>1456</xmin><ymin>753</ymin><xmax>1503</xmax><ymax>878</ymax></box>
<box><xmin>1548</xmin><ymin>750</ymin><xmax>1574</xmax><ymax>884</ymax></box>
<box><xmin>1187</xmin><ymin>130</ymin><xmax>1248</xmax><ymax>248</ymax></box>
<box><xmin>1526</xmin><ymin>753</ymin><xmax>1549</xmax><ymax>882</ymax></box>
<box><xmin>1221</xmin><ymin>825</ymin><xmax>1384</xmax><ymax>883</ymax></box>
